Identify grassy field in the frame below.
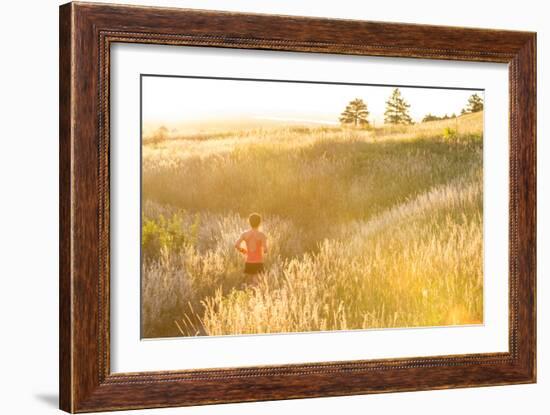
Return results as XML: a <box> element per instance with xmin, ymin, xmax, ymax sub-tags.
<box><xmin>141</xmin><ymin>112</ymin><xmax>483</xmax><ymax>338</ymax></box>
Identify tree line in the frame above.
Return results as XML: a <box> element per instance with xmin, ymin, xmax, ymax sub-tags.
<box><xmin>339</xmin><ymin>89</ymin><xmax>484</xmax><ymax>127</ymax></box>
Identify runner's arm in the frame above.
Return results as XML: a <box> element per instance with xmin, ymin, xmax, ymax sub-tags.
<box><xmin>234</xmin><ymin>233</ymin><xmax>247</xmax><ymax>254</ymax></box>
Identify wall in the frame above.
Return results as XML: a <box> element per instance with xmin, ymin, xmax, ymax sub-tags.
<box><xmin>0</xmin><ymin>1</ymin><xmax>546</xmax><ymax>414</ymax></box>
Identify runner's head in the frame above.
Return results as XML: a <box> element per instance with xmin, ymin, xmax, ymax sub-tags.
<box><xmin>249</xmin><ymin>213</ymin><xmax>261</xmax><ymax>229</ymax></box>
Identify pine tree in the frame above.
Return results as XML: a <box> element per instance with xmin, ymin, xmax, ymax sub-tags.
<box><xmin>384</xmin><ymin>88</ymin><xmax>413</xmax><ymax>125</ymax></box>
<box><xmin>422</xmin><ymin>113</ymin><xmax>439</xmax><ymax>123</ymax></box>
<box><xmin>339</xmin><ymin>98</ymin><xmax>370</xmax><ymax>127</ymax></box>
<box><xmin>463</xmin><ymin>93</ymin><xmax>484</xmax><ymax>113</ymax></box>
<box><xmin>422</xmin><ymin>113</ymin><xmax>456</xmax><ymax>123</ymax></box>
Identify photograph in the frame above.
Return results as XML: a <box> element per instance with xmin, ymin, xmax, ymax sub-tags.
<box><xmin>140</xmin><ymin>75</ymin><xmax>485</xmax><ymax>338</ymax></box>
<box><xmin>46</xmin><ymin>1</ymin><xmax>539</xmax><ymax>412</ymax></box>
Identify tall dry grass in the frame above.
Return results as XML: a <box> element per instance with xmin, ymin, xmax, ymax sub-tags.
<box><xmin>141</xmin><ymin>112</ymin><xmax>484</xmax><ymax>337</ymax></box>
<box><xmin>197</xmin><ymin>172</ymin><xmax>482</xmax><ymax>335</ymax></box>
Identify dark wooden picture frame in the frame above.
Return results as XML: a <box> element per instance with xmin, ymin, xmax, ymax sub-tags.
<box><xmin>59</xmin><ymin>2</ymin><xmax>536</xmax><ymax>412</ymax></box>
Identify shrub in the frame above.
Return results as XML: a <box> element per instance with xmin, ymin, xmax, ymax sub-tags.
<box><xmin>443</xmin><ymin>126</ymin><xmax>457</xmax><ymax>141</ymax></box>
<box><xmin>142</xmin><ymin>212</ymin><xmax>200</xmax><ymax>262</ymax></box>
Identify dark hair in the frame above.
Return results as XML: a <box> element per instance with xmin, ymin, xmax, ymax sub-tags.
<box><xmin>248</xmin><ymin>213</ymin><xmax>261</xmax><ymax>228</ymax></box>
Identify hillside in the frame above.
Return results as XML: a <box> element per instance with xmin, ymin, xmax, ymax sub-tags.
<box><xmin>141</xmin><ymin>111</ymin><xmax>484</xmax><ymax>337</ymax></box>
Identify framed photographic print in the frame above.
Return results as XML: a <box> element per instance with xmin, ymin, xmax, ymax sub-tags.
<box><xmin>59</xmin><ymin>2</ymin><xmax>536</xmax><ymax>412</ymax></box>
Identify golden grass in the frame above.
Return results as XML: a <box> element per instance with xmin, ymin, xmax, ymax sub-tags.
<box><xmin>141</xmin><ymin>112</ymin><xmax>483</xmax><ymax>337</ymax></box>
<box><xmin>373</xmin><ymin>112</ymin><xmax>482</xmax><ymax>140</ymax></box>
<box><xmin>199</xmin><ymin>176</ymin><xmax>482</xmax><ymax>335</ymax></box>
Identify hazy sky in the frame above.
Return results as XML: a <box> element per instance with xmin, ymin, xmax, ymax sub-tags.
<box><xmin>142</xmin><ymin>76</ymin><xmax>482</xmax><ymax>127</ymax></box>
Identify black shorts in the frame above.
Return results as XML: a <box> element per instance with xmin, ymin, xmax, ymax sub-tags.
<box><xmin>244</xmin><ymin>262</ymin><xmax>264</xmax><ymax>275</ymax></box>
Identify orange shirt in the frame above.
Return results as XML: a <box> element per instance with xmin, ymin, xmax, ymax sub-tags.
<box><xmin>236</xmin><ymin>230</ymin><xmax>267</xmax><ymax>264</ymax></box>
<box><xmin>245</xmin><ymin>238</ymin><xmax>264</xmax><ymax>263</ymax></box>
